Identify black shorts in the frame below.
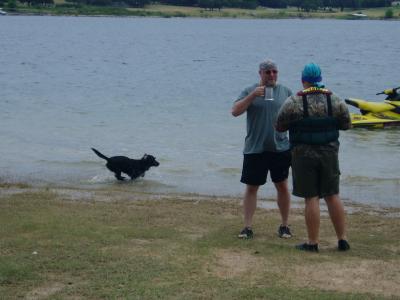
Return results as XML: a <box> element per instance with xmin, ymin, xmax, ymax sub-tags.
<box><xmin>240</xmin><ymin>150</ymin><xmax>291</xmax><ymax>186</ymax></box>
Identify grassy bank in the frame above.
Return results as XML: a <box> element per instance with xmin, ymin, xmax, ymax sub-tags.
<box><xmin>0</xmin><ymin>184</ymin><xmax>399</xmax><ymax>299</ymax></box>
<box><xmin>6</xmin><ymin>3</ymin><xmax>400</xmax><ymax>19</ymax></box>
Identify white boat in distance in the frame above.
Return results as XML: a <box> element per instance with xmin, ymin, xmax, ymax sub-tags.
<box><xmin>351</xmin><ymin>12</ymin><xmax>368</xmax><ymax>17</ymax></box>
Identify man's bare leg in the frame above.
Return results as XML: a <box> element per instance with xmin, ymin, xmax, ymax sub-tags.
<box><xmin>305</xmin><ymin>196</ymin><xmax>320</xmax><ymax>244</ymax></box>
<box><xmin>274</xmin><ymin>179</ymin><xmax>290</xmax><ymax>226</ymax></box>
<box><xmin>243</xmin><ymin>184</ymin><xmax>259</xmax><ymax>228</ymax></box>
<box><xmin>325</xmin><ymin>194</ymin><xmax>346</xmax><ymax>240</ymax></box>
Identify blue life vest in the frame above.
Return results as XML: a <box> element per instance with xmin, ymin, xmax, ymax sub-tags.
<box><xmin>289</xmin><ymin>89</ymin><xmax>339</xmax><ymax>145</ymax></box>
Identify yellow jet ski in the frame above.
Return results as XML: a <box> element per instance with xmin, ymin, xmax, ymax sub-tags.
<box><xmin>345</xmin><ymin>87</ymin><xmax>400</xmax><ymax>128</ymax></box>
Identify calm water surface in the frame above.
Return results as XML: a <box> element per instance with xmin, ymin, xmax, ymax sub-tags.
<box><xmin>0</xmin><ymin>16</ymin><xmax>399</xmax><ymax>207</ymax></box>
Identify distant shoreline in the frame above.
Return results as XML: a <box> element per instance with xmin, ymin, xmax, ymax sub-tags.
<box><xmin>3</xmin><ymin>4</ymin><xmax>400</xmax><ymax>20</ymax></box>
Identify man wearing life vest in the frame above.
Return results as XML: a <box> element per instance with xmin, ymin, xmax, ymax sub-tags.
<box><xmin>276</xmin><ymin>63</ymin><xmax>351</xmax><ymax>252</ymax></box>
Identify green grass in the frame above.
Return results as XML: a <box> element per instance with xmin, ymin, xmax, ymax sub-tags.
<box><xmin>7</xmin><ymin>4</ymin><xmax>400</xmax><ymax>19</ymax></box>
<box><xmin>0</xmin><ymin>186</ymin><xmax>399</xmax><ymax>299</ymax></box>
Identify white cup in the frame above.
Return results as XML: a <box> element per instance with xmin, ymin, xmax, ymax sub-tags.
<box><xmin>264</xmin><ymin>87</ymin><xmax>274</xmax><ymax>101</ymax></box>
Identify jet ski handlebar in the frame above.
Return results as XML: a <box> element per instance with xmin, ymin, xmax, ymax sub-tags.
<box><xmin>376</xmin><ymin>86</ymin><xmax>400</xmax><ymax>96</ymax></box>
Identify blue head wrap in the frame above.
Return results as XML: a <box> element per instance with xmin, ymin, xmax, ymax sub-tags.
<box><xmin>302</xmin><ymin>63</ymin><xmax>324</xmax><ymax>88</ymax></box>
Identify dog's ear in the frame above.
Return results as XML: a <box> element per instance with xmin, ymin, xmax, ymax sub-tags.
<box><xmin>142</xmin><ymin>154</ymin><xmax>148</xmax><ymax>159</ymax></box>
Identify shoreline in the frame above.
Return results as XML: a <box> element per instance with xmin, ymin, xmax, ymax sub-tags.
<box><xmin>1</xmin><ymin>181</ymin><xmax>399</xmax><ymax>214</ymax></box>
<box><xmin>2</xmin><ymin>4</ymin><xmax>400</xmax><ymax>20</ymax></box>
<box><xmin>5</xmin><ymin>12</ymin><xmax>400</xmax><ymax>21</ymax></box>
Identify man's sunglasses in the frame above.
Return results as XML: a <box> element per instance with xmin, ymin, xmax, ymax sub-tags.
<box><xmin>264</xmin><ymin>70</ymin><xmax>278</xmax><ymax>74</ymax></box>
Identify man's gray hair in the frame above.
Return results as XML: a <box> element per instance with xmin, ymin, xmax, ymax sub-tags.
<box><xmin>259</xmin><ymin>59</ymin><xmax>277</xmax><ymax>71</ymax></box>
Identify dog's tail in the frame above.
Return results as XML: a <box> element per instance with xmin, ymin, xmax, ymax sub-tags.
<box><xmin>91</xmin><ymin>148</ymin><xmax>109</xmax><ymax>161</ymax></box>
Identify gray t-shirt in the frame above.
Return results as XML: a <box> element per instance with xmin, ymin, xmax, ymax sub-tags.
<box><xmin>236</xmin><ymin>83</ymin><xmax>292</xmax><ymax>154</ymax></box>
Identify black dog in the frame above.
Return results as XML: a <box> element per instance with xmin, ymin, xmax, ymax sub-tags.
<box><xmin>91</xmin><ymin>148</ymin><xmax>159</xmax><ymax>181</ymax></box>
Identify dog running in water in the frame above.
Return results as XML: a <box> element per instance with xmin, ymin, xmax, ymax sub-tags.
<box><xmin>91</xmin><ymin>148</ymin><xmax>160</xmax><ymax>181</ymax></box>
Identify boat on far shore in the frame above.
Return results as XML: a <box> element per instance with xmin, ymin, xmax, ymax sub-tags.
<box><xmin>0</xmin><ymin>8</ymin><xmax>7</xmax><ymax>15</ymax></box>
<box><xmin>350</xmin><ymin>12</ymin><xmax>368</xmax><ymax>18</ymax></box>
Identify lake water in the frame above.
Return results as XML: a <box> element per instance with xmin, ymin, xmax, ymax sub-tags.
<box><xmin>1</xmin><ymin>16</ymin><xmax>399</xmax><ymax>207</ymax></box>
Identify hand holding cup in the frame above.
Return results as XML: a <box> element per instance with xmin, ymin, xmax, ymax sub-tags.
<box><xmin>254</xmin><ymin>85</ymin><xmax>266</xmax><ymax>98</ymax></box>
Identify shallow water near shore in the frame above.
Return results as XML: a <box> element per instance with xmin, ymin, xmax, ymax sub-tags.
<box><xmin>0</xmin><ymin>16</ymin><xmax>399</xmax><ymax>207</ymax></box>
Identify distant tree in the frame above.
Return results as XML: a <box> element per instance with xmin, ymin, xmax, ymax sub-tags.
<box><xmin>25</xmin><ymin>0</ymin><xmax>54</xmax><ymax>6</ymax></box>
<box><xmin>239</xmin><ymin>0</ymin><xmax>258</xmax><ymax>9</ymax></box>
<box><xmin>85</xmin><ymin>0</ymin><xmax>111</xmax><ymax>5</ymax></box>
<box><xmin>350</xmin><ymin>0</ymin><xmax>361</xmax><ymax>9</ymax></box>
<box><xmin>6</xmin><ymin>0</ymin><xmax>17</xmax><ymax>9</ymax></box>
<box><xmin>124</xmin><ymin>0</ymin><xmax>150</xmax><ymax>7</ymax></box>
<box><xmin>288</xmin><ymin>0</ymin><xmax>303</xmax><ymax>10</ymax></box>
<box><xmin>321</xmin><ymin>0</ymin><xmax>334</xmax><ymax>6</ymax></box>
<box><xmin>224</xmin><ymin>0</ymin><xmax>258</xmax><ymax>8</ymax></box>
<box><xmin>324</xmin><ymin>0</ymin><xmax>387</xmax><ymax>9</ymax></box>
<box><xmin>259</xmin><ymin>0</ymin><xmax>288</xmax><ymax>8</ymax></box>
<box><xmin>385</xmin><ymin>7</ymin><xmax>393</xmax><ymax>17</ymax></box>
<box><xmin>300</xmin><ymin>0</ymin><xmax>321</xmax><ymax>10</ymax></box>
<box><xmin>333</xmin><ymin>0</ymin><xmax>344</xmax><ymax>11</ymax></box>
<box><xmin>158</xmin><ymin>0</ymin><xmax>197</xmax><ymax>6</ymax></box>
<box><xmin>361</xmin><ymin>0</ymin><xmax>387</xmax><ymax>7</ymax></box>
<box><xmin>198</xmin><ymin>0</ymin><xmax>223</xmax><ymax>10</ymax></box>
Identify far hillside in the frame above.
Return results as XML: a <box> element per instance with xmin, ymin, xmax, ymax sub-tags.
<box><xmin>2</xmin><ymin>0</ymin><xmax>399</xmax><ymax>19</ymax></box>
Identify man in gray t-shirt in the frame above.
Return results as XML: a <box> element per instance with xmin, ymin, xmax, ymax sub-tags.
<box><xmin>232</xmin><ymin>59</ymin><xmax>293</xmax><ymax>239</ymax></box>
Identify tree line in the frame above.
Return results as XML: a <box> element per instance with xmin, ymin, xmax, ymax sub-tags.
<box><xmin>161</xmin><ymin>0</ymin><xmax>393</xmax><ymax>10</ymax></box>
<box><xmin>2</xmin><ymin>0</ymin><xmax>393</xmax><ymax>11</ymax></box>
<box><xmin>74</xmin><ymin>0</ymin><xmax>394</xmax><ymax>10</ymax></box>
